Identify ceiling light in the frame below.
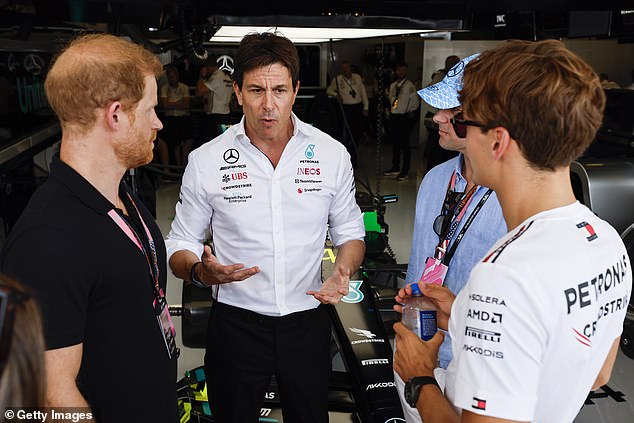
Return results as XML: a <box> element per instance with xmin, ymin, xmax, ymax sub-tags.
<box><xmin>209</xmin><ymin>26</ymin><xmax>435</xmax><ymax>43</ymax></box>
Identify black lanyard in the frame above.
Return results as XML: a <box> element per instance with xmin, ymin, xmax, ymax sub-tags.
<box><xmin>441</xmin><ymin>188</ymin><xmax>493</xmax><ymax>266</ymax></box>
<box><xmin>434</xmin><ymin>171</ymin><xmax>478</xmax><ymax>261</ymax></box>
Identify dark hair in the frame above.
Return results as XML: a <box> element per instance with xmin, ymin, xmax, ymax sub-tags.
<box><xmin>205</xmin><ymin>55</ymin><xmax>219</xmax><ymax>68</ymax></box>
<box><xmin>445</xmin><ymin>55</ymin><xmax>460</xmax><ymax>71</ymax></box>
<box><xmin>0</xmin><ymin>276</ymin><xmax>46</xmax><ymax>408</ymax></box>
<box><xmin>233</xmin><ymin>32</ymin><xmax>300</xmax><ymax>90</ymax></box>
<box><xmin>396</xmin><ymin>62</ymin><xmax>408</xmax><ymax>69</ymax></box>
<box><xmin>460</xmin><ymin>39</ymin><xmax>605</xmax><ymax>170</ymax></box>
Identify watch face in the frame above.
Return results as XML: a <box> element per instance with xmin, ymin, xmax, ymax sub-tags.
<box><xmin>405</xmin><ymin>381</ymin><xmax>417</xmax><ymax>408</ymax></box>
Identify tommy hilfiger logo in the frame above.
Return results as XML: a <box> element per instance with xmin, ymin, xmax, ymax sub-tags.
<box><xmin>472</xmin><ymin>397</ymin><xmax>487</xmax><ymax>410</ymax></box>
<box><xmin>576</xmin><ymin>221</ymin><xmax>598</xmax><ymax>242</ymax></box>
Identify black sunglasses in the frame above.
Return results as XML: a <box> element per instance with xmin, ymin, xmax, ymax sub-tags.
<box><xmin>450</xmin><ymin>113</ymin><xmax>485</xmax><ymax>138</ymax></box>
<box><xmin>433</xmin><ymin>190</ymin><xmax>463</xmax><ymax>237</ymax></box>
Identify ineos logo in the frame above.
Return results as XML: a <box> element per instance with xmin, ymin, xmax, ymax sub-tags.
<box><xmin>223</xmin><ymin>149</ymin><xmax>239</xmax><ymax>164</ymax></box>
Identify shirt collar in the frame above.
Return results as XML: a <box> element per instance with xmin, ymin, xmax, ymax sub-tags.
<box><xmin>234</xmin><ymin>112</ymin><xmax>312</xmax><ymax>144</ymax></box>
<box><xmin>452</xmin><ymin>153</ymin><xmax>466</xmax><ymax>183</ymax></box>
<box><xmin>49</xmin><ymin>155</ymin><xmax>128</xmax><ymax>215</ymax></box>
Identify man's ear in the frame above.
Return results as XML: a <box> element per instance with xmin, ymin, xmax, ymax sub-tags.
<box><xmin>233</xmin><ymin>82</ymin><xmax>242</xmax><ymax>106</ymax></box>
<box><xmin>105</xmin><ymin>101</ymin><xmax>123</xmax><ymax>130</ymax></box>
<box><xmin>491</xmin><ymin>127</ymin><xmax>512</xmax><ymax>161</ymax></box>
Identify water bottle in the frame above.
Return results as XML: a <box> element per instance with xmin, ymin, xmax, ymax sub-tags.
<box><xmin>402</xmin><ymin>283</ymin><xmax>437</xmax><ymax>341</ymax></box>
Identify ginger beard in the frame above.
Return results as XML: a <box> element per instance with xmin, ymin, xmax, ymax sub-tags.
<box><xmin>114</xmin><ymin>110</ymin><xmax>157</xmax><ymax>169</ymax></box>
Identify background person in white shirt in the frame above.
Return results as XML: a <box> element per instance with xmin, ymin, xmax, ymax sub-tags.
<box><xmin>166</xmin><ymin>32</ymin><xmax>365</xmax><ymax>423</ymax></box>
<box><xmin>393</xmin><ymin>39</ymin><xmax>632</xmax><ymax>423</ymax></box>
<box><xmin>327</xmin><ymin>61</ymin><xmax>369</xmax><ymax>168</ymax></box>
<box><xmin>196</xmin><ymin>56</ymin><xmax>233</xmax><ymax>149</ymax></box>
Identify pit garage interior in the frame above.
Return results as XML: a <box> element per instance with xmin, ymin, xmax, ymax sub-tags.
<box><xmin>1</xmin><ymin>1</ymin><xmax>634</xmax><ymax>422</ymax></box>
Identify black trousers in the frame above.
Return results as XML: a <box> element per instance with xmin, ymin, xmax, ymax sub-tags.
<box><xmin>205</xmin><ymin>301</ymin><xmax>331</xmax><ymax>423</ymax></box>
<box><xmin>388</xmin><ymin>113</ymin><xmax>416</xmax><ymax>175</ymax></box>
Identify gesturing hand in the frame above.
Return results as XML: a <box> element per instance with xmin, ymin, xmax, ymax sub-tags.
<box><xmin>307</xmin><ymin>265</ymin><xmax>350</xmax><ymax>305</ymax></box>
<box><xmin>197</xmin><ymin>245</ymin><xmax>260</xmax><ymax>285</ymax></box>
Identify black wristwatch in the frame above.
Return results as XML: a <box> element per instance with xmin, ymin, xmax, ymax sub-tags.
<box><xmin>189</xmin><ymin>262</ymin><xmax>207</xmax><ymax>288</ymax></box>
<box><xmin>404</xmin><ymin>376</ymin><xmax>440</xmax><ymax>408</ymax></box>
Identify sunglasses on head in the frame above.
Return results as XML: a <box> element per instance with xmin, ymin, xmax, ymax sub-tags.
<box><xmin>450</xmin><ymin>112</ymin><xmax>485</xmax><ymax>138</ymax></box>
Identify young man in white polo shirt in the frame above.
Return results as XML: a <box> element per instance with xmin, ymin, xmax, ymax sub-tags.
<box><xmin>393</xmin><ymin>39</ymin><xmax>632</xmax><ymax>423</ymax></box>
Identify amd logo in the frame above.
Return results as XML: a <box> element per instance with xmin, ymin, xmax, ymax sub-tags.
<box><xmin>466</xmin><ymin>309</ymin><xmax>503</xmax><ymax>324</ymax></box>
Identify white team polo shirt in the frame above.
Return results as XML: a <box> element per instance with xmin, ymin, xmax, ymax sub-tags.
<box><xmin>204</xmin><ymin>68</ymin><xmax>232</xmax><ymax>115</ymax></box>
<box><xmin>445</xmin><ymin>202</ymin><xmax>632</xmax><ymax>423</ymax></box>
<box><xmin>166</xmin><ymin>113</ymin><xmax>365</xmax><ymax>316</ymax></box>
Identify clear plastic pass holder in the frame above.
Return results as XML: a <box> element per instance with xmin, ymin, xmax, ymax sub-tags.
<box><xmin>154</xmin><ymin>288</ymin><xmax>177</xmax><ymax>359</ymax></box>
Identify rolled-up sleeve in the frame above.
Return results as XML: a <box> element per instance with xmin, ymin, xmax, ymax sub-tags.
<box><xmin>328</xmin><ymin>150</ymin><xmax>365</xmax><ymax>247</ymax></box>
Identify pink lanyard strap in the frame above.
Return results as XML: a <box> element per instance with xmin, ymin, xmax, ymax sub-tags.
<box><xmin>107</xmin><ymin>193</ymin><xmax>160</xmax><ymax>293</ymax></box>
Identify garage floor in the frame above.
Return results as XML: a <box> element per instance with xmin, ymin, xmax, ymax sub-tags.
<box><xmin>156</xmin><ymin>141</ymin><xmax>634</xmax><ymax>422</ymax></box>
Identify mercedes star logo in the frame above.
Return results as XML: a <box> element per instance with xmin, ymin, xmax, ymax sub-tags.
<box><xmin>23</xmin><ymin>53</ymin><xmax>45</xmax><ymax>76</ymax></box>
<box><xmin>217</xmin><ymin>55</ymin><xmax>234</xmax><ymax>74</ymax></box>
<box><xmin>223</xmin><ymin>148</ymin><xmax>239</xmax><ymax>164</ymax></box>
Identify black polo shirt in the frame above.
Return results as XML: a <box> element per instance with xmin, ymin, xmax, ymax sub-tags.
<box><xmin>0</xmin><ymin>158</ymin><xmax>177</xmax><ymax>422</ymax></box>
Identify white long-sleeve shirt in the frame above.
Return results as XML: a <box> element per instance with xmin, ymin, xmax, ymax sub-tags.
<box><xmin>166</xmin><ymin>113</ymin><xmax>365</xmax><ymax>316</ymax></box>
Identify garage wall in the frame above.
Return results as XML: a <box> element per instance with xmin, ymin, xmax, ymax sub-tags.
<box><xmin>564</xmin><ymin>39</ymin><xmax>634</xmax><ymax>87</ymax></box>
<box><xmin>422</xmin><ymin>38</ymin><xmax>634</xmax><ymax>88</ymax></box>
